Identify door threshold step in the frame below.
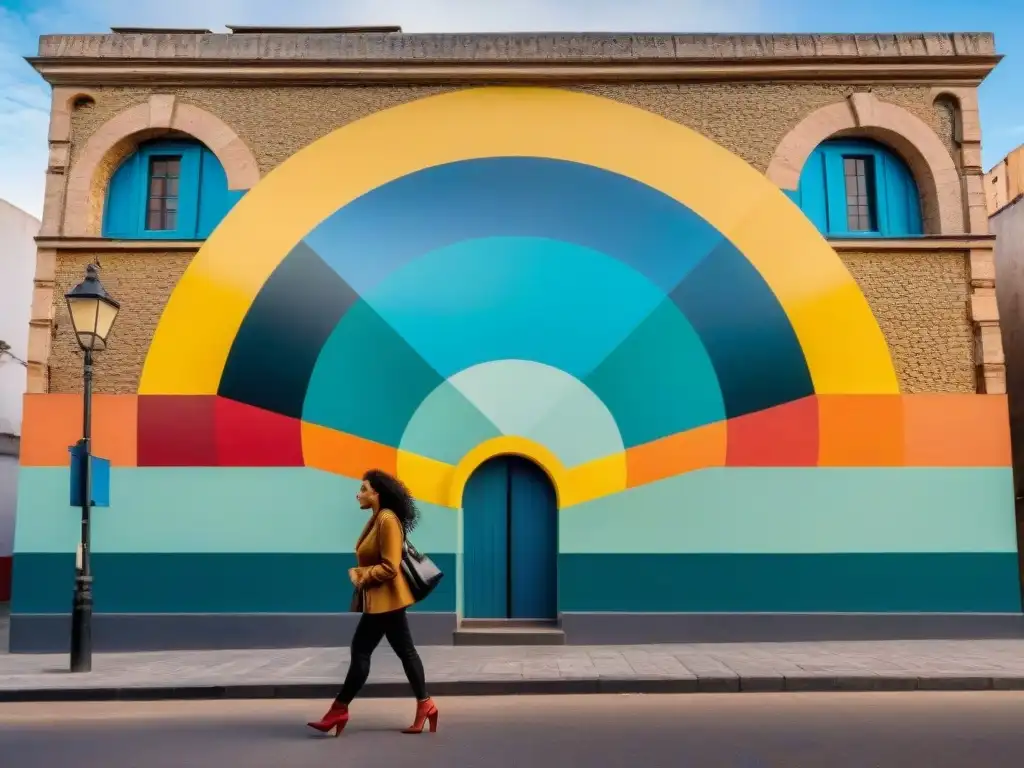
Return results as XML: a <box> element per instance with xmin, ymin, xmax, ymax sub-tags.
<box><xmin>459</xmin><ymin>619</ymin><xmax>560</xmax><ymax>630</ymax></box>
<box><xmin>454</xmin><ymin>623</ymin><xmax>566</xmax><ymax>646</ymax></box>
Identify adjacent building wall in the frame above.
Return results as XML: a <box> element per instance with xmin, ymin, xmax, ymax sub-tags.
<box><xmin>989</xmin><ymin>147</ymin><xmax>1024</xmax><ymax>586</ymax></box>
<box><xmin>0</xmin><ymin>200</ymin><xmax>41</xmax><ymax>602</ymax></box>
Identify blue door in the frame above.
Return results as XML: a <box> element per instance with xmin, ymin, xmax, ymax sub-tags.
<box><xmin>462</xmin><ymin>455</ymin><xmax>557</xmax><ymax>619</ymax></box>
<box><xmin>509</xmin><ymin>457</ymin><xmax>558</xmax><ymax>619</ymax></box>
<box><xmin>462</xmin><ymin>457</ymin><xmax>509</xmax><ymax>619</ymax></box>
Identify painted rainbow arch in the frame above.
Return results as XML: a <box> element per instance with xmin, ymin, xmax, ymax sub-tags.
<box><xmin>139</xmin><ymin>86</ymin><xmax>899</xmax><ymax>508</ymax></box>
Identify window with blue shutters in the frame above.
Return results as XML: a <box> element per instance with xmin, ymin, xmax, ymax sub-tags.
<box><xmin>102</xmin><ymin>139</ymin><xmax>245</xmax><ymax>239</ymax></box>
<box><xmin>788</xmin><ymin>139</ymin><xmax>924</xmax><ymax>238</ymax></box>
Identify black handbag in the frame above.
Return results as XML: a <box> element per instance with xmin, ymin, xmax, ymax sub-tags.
<box><xmin>401</xmin><ymin>538</ymin><xmax>443</xmax><ymax>603</ymax></box>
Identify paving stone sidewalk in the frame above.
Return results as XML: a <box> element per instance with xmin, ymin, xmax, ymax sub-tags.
<box><xmin>5</xmin><ymin>639</ymin><xmax>1024</xmax><ymax>701</ymax></box>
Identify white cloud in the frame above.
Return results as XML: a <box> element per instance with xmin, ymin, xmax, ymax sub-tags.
<box><xmin>0</xmin><ymin>0</ymin><xmax>765</xmax><ymax>218</ymax></box>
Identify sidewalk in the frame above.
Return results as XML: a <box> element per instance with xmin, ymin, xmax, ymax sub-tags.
<box><xmin>4</xmin><ymin>639</ymin><xmax>1024</xmax><ymax>701</ymax></box>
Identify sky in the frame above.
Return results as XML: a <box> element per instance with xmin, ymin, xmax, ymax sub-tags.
<box><xmin>1</xmin><ymin>0</ymin><xmax>1023</xmax><ymax>218</ymax></box>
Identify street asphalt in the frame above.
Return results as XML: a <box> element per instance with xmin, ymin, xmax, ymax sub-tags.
<box><xmin>2</xmin><ymin>692</ymin><xmax>1024</xmax><ymax>766</ymax></box>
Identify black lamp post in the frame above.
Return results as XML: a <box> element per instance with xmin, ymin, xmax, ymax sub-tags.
<box><xmin>64</xmin><ymin>264</ymin><xmax>120</xmax><ymax>673</ymax></box>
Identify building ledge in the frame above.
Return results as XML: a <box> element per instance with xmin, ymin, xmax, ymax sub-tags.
<box><xmin>28</xmin><ymin>32</ymin><xmax>1000</xmax><ymax>86</ymax></box>
<box><xmin>36</xmin><ymin>32</ymin><xmax>996</xmax><ymax>61</ymax></box>
<box><xmin>829</xmin><ymin>235</ymin><xmax>995</xmax><ymax>252</ymax></box>
<box><xmin>27</xmin><ymin>57</ymin><xmax>1001</xmax><ymax>87</ymax></box>
<box><xmin>35</xmin><ymin>237</ymin><xmax>203</xmax><ymax>252</ymax></box>
<box><xmin>35</xmin><ymin>235</ymin><xmax>994</xmax><ymax>254</ymax></box>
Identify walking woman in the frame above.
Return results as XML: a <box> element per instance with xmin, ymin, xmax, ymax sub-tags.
<box><xmin>307</xmin><ymin>469</ymin><xmax>438</xmax><ymax>737</ymax></box>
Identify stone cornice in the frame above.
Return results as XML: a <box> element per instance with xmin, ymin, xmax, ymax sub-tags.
<box><xmin>35</xmin><ymin>237</ymin><xmax>201</xmax><ymax>252</ymax></box>
<box><xmin>29</xmin><ymin>31</ymin><xmax>1001</xmax><ymax>86</ymax></box>
<box><xmin>37</xmin><ymin>234</ymin><xmax>994</xmax><ymax>254</ymax></box>
<box><xmin>28</xmin><ymin>58</ymin><xmax>1002</xmax><ymax>87</ymax></box>
<box><xmin>829</xmin><ymin>235</ymin><xmax>995</xmax><ymax>252</ymax></box>
<box><xmin>36</xmin><ymin>32</ymin><xmax>997</xmax><ymax>60</ymax></box>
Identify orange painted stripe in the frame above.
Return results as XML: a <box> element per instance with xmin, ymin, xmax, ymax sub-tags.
<box><xmin>301</xmin><ymin>421</ymin><xmax>397</xmax><ymax>478</ymax></box>
<box><xmin>817</xmin><ymin>394</ymin><xmax>904</xmax><ymax>467</ymax></box>
<box><xmin>625</xmin><ymin>420</ymin><xmax>726</xmax><ymax>487</ymax></box>
<box><xmin>15</xmin><ymin>393</ymin><xmax>1012</xmax><ymax>484</ymax></box>
<box><xmin>20</xmin><ymin>394</ymin><xmax>138</xmax><ymax>467</ymax></box>
<box><xmin>903</xmin><ymin>394</ymin><xmax>1011</xmax><ymax>467</ymax></box>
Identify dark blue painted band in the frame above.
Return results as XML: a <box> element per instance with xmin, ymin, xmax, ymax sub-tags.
<box><xmin>11</xmin><ymin>553</ymin><xmax>457</xmax><ymax>614</ymax></box>
<box><xmin>557</xmin><ymin>553</ymin><xmax>1023</xmax><ymax>613</ymax></box>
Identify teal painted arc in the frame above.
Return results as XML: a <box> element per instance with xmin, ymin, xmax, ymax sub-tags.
<box><xmin>558</xmin><ymin>467</ymin><xmax>1018</xmax><ymax>554</ymax></box>
<box><xmin>12</xmin><ymin>468</ymin><xmax>458</xmax><ymax>555</ymax></box>
<box><xmin>395</xmin><ymin>379</ymin><xmax>502</xmax><ymax>467</ymax></box>
<box><xmin>359</xmin><ymin>237</ymin><xmax>670</xmax><ymax>378</ymax></box>
<box><xmin>401</xmin><ymin>360</ymin><xmax>625</xmax><ymax>468</ymax></box>
<box><xmin>224</xmin><ymin>157</ymin><xmax>813</xmax><ymax>448</ymax></box>
<box><xmin>304</xmin><ymin>236</ymin><xmax>726</xmax><ymax>450</ymax></box>
<box><xmin>303</xmin><ymin>299</ymin><xmax>496</xmax><ymax>452</ymax></box>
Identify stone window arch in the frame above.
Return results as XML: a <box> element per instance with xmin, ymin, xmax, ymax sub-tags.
<box><xmin>766</xmin><ymin>92</ymin><xmax>965</xmax><ymax>235</ymax></box>
<box><xmin>63</xmin><ymin>95</ymin><xmax>260</xmax><ymax>237</ymax></box>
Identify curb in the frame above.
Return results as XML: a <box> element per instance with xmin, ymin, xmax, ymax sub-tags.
<box><xmin>4</xmin><ymin>675</ymin><xmax>1024</xmax><ymax>702</ymax></box>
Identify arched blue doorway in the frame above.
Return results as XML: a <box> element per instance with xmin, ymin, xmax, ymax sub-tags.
<box><xmin>462</xmin><ymin>455</ymin><xmax>558</xmax><ymax>620</ymax></box>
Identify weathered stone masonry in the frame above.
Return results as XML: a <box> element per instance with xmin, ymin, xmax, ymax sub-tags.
<box><xmin>26</xmin><ymin>31</ymin><xmax>1004</xmax><ymax>400</ymax></box>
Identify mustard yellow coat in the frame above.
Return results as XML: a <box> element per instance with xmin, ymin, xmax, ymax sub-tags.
<box><xmin>351</xmin><ymin>509</ymin><xmax>415</xmax><ymax>614</ymax></box>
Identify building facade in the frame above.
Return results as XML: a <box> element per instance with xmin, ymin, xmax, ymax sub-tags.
<box><xmin>986</xmin><ymin>144</ymin><xmax>1024</xmax><ymax>527</ymax></box>
<box><xmin>9</xmin><ymin>29</ymin><xmax>1018</xmax><ymax>651</ymax></box>
<box><xmin>0</xmin><ymin>199</ymin><xmax>40</xmax><ymax>604</ymax></box>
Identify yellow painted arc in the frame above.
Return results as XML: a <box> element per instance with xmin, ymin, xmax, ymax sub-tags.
<box><xmin>448</xmin><ymin>437</ymin><xmax>568</xmax><ymax>509</ymax></box>
<box><xmin>139</xmin><ymin>86</ymin><xmax>899</xmax><ymax>396</ymax></box>
<box><xmin>396</xmin><ymin>435</ymin><xmax>628</xmax><ymax>510</ymax></box>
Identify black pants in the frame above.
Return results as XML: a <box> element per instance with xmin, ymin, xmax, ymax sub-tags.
<box><xmin>335</xmin><ymin>608</ymin><xmax>428</xmax><ymax>704</ymax></box>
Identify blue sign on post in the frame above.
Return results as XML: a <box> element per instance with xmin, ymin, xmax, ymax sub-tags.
<box><xmin>68</xmin><ymin>443</ymin><xmax>111</xmax><ymax>508</ymax></box>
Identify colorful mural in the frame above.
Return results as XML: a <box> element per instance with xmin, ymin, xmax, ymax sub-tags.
<box><xmin>12</xmin><ymin>88</ymin><xmax>1020</xmax><ymax>632</ymax></box>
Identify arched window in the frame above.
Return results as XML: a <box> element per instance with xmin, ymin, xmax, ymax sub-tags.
<box><xmin>788</xmin><ymin>139</ymin><xmax>923</xmax><ymax>238</ymax></box>
<box><xmin>102</xmin><ymin>139</ymin><xmax>244</xmax><ymax>239</ymax></box>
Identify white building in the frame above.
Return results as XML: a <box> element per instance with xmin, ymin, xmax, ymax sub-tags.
<box><xmin>0</xmin><ymin>199</ymin><xmax>40</xmax><ymax>602</ymax></box>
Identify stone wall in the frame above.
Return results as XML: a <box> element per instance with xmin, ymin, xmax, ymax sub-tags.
<box><xmin>48</xmin><ymin>248</ymin><xmax>975</xmax><ymax>395</ymax></box>
<box><xmin>843</xmin><ymin>251</ymin><xmax>974</xmax><ymax>393</ymax></box>
<box><xmin>42</xmin><ymin>80</ymin><xmax>977</xmax><ymax>394</ymax></box>
<box><xmin>66</xmin><ymin>83</ymin><xmax>958</xmax><ymax>180</ymax></box>
<box><xmin>50</xmin><ymin>251</ymin><xmax>195</xmax><ymax>394</ymax></box>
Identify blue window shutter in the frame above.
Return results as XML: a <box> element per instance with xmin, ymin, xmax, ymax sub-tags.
<box><xmin>102</xmin><ymin>154</ymin><xmax>141</xmax><ymax>238</ymax></box>
<box><xmin>102</xmin><ymin>139</ymin><xmax>245</xmax><ymax>240</ymax></box>
<box><xmin>879</xmin><ymin>151</ymin><xmax>923</xmax><ymax>236</ymax></box>
<box><xmin>806</xmin><ymin>138</ymin><xmax>924</xmax><ymax>239</ymax></box>
<box><xmin>868</xmin><ymin>150</ymin><xmax>892</xmax><ymax>234</ymax></box>
<box><xmin>822</xmin><ymin>147</ymin><xmax>849</xmax><ymax>236</ymax></box>
<box><xmin>795</xmin><ymin>147</ymin><xmax>829</xmax><ymax>234</ymax></box>
<box><xmin>196</xmin><ymin>148</ymin><xmax>245</xmax><ymax>237</ymax></box>
<box><xmin>174</xmin><ymin>146</ymin><xmax>201</xmax><ymax>238</ymax></box>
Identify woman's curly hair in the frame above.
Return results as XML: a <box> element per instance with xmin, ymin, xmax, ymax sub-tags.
<box><xmin>363</xmin><ymin>469</ymin><xmax>420</xmax><ymax>533</ymax></box>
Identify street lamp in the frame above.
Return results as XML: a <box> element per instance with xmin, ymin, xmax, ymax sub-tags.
<box><xmin>64</xmin><ymin>264</ymin><xmax>120</xmax><ymax>673</ymax></box>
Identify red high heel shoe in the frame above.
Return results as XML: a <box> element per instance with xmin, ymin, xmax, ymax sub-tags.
<box><xmin>402</xmin><ymin>698</ymin><xmax>439</xmax><ymax>734</ymax></box>
<box><xmin>307</xmin><ymin>702</ymin><xmax>349</xmax><ymax>737</ymax></box>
